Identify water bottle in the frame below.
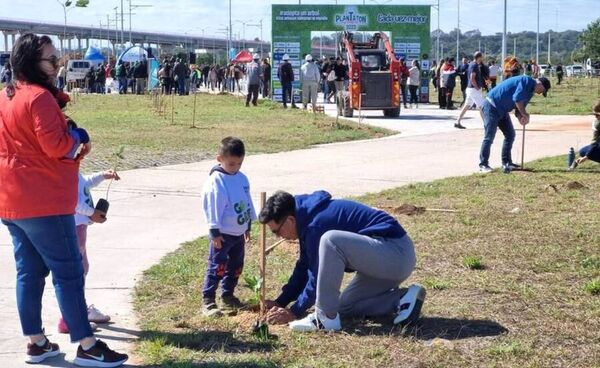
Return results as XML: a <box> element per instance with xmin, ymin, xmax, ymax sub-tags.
<box><xmin>567</xmin><ymin>147</ymin><xmax>575</xmax><ymax>168</ymax></box>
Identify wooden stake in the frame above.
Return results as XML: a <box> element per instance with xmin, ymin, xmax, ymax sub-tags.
<box><xmin>259</xmin><ymin>192</ymin><xmax>267</xmax><ymax>316</ymax></box>
<box><xmin>171</xmin><ymin>92</ymin><xmax>175</xmax><ymax>125</ymax></box>
<box><xmin>192</xmin><ymin>92</ymin><xmax>197</xmax><ymax>128</ymax></box>
<box><xmin>521</xmin><ymin>124</ymin><xmax>526</xmax><ymax>169</ymax></box>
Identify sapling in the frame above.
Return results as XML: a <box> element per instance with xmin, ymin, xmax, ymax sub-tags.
<box><xmin>95</xmin><ymin>146</ymin><xmax>125</xmax><ymax>215</ymax></box>
<box><xmin>244</xmin><ymin>274</ymin><xmax>270</xmax><ymax>340</ymax></box>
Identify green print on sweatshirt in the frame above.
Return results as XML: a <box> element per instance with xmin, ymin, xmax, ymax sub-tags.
<box><xmin>234</xmin><ymin>201</ymin><xmax>251</xmax><ymax>226</ymax></box>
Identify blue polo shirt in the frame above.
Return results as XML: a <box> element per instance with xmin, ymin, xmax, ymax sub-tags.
<box><xmin>466</xmin><ymin>61</ymin><xmax>484</xmax><ymax>88</ymax></box>
<box><xmin>487</xmin><ymin>75</ymin><xmax>536</xmax><ymax>115</ymax></box>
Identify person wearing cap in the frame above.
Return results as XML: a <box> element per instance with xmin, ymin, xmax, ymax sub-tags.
<box><xmin>478</xmin><ymin>75</ymin><xmax>551</xmax><ymax>174</ymax></box>
<box><xmin>245</xmin><ymin>54</ymin><xmax>261</xmax><ymax>107</ymax></box>
<box><xmin>277</xmin><ymin>54</ymin><xmax>296</xmax><ymax>108</ymax></box>
<box><xmin>300</xmin><ymin>54</ymin><xmax>320</xmax><ymax>111</ymax></box>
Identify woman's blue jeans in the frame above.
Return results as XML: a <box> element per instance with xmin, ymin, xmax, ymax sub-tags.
<box><xmin>2</xmin><ymin>215</ymin><xmax>93</xmax><ymax>342</ymax></box>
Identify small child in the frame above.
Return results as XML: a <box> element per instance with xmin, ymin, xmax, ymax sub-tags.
<box><xmin>202</xmin><ymin>137</ymin><xmax>256</xmax><ymax>317</ymax></box>
<box><xmin>58</xmin><ymin>169</ymin><xmax>121</xmax><ymax>333</ymax></box>
<box><xmin>570</xmin><ymin>100</ymin><xmax>600</xmax><ymax>170</ymax></box>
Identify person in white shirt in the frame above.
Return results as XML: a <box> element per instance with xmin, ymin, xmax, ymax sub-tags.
<box><xmin>408</xmin><ymin>60</ymin><xmax>421</xmax><ymax>108</ymax></box>
<box><xmin>300</xmin><ymin>54</ymin><xmax>321</xmax><ymax>111</ymax></box>
<box><xmin>489</xmin><ymin>60</ymin><xmax>500</xmax><ymax>89</ymax></box>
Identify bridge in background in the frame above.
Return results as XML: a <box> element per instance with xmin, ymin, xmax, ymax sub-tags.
<box><xmin>0</xmin><ymin>18</ymin><xmax>270</xmax><ymax>58</ymax></box>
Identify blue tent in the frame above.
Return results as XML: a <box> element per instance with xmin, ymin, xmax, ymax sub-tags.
<box><xmin>117</xmin><ymin>46</ymin><xmax>148</xmax><ymax>64</ymax></box>
<box><xmin>84</xmin><ymin>46</ymin><xmax>105</xmax><ymax>62</ymax></box>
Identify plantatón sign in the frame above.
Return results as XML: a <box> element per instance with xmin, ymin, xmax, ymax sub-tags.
<box><xmin>271</xmin><ymin>4</ymin><xmax>432</xmax><ymax>103</ymax></box>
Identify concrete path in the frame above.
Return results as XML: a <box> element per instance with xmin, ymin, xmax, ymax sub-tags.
<box><xmin>0</xmin><ymin>105</ymin><xmax>590</xmax><ymax>367</ymax></box>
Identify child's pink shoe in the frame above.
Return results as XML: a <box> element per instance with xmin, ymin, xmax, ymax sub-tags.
<box><xmin>58</xmin><ymin>317</ymin><xmax>98</xmax><ymax>334</ymax></box>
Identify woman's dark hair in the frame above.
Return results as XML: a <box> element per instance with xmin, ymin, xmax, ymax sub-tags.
<box><xmin>6</xmin><ymin>33</ymin><xmax>59</xmax><ymax>102</ymax></box>
<box><xmin>259</xmin><ymin>191</ymin><xmax>296</xmax><ymax>224</ymax></box>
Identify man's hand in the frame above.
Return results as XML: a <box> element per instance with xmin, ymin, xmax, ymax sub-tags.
<box><xmin>212</xmin><ymin>236</ymin><xmax>224</xmax><ymax>249</ymax></box>
<box><xmin>90</xmin><ymin>209</ymin><xmax>107</xmax><ymax>223</ymax></box>
<box><xmin>245</xmin><ymin>231</ymin><xmax>251</xmax><ymax>243</ymax></box>
<box><xmin>519</xmin><ymin>112</ymin><xmax>530</xmax><ymax>125</ymax></box>
<box><xmin>264</xmin><ymin>300</ymin><xmax>280</xmax><ymax>310</ymax></box>
<box><xmin>265</xmin><ymin>306</ymin><xmax>296</xmax><ymax>325</ymax></box>
<box><xmin>103</xmin><ymin>170</ymin><xmax>120</xmax><ymax>180</ymax></box>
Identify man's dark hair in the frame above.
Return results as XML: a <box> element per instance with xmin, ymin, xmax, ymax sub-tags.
<box><xmin>218</xmin><ymin>136</ymin><xmax>245</xmax><ymax>157</ymax></box>
<box><xmin>474</xmin><ymin>51</ymin><xmax>483</xmax><ymax>59</ymax></box>
<box><xmin>6</xmin><ymin>33</ymin><xmax>59</xmax><ymax>101</ymax></box>
<box><xmin>259</xmin><ymin>191</ymin><xmax>296</xmax><ymax>224</ymax></box>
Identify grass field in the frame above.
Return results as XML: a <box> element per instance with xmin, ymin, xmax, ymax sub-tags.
<box><xmin>429</xmin><ymin>75</ymin><xmax>600</xmax><ymax>115</ymax></box>
<box><xmin>134</xmin><ymin>155</ymin><xmax>600</xmax><ymax>368</ymax></box>
<box><xmin>60</xmin><ymin>93</ymin><xmax>390</xmax><ymax>172</ymax></box>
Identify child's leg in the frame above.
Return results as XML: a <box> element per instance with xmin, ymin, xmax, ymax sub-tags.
<box><xmin>75</xmin><ymin>225</ymin><xmax>89</xmax><ymax>277</ymax></box>
<box><xmin>202</xmin><ymin>239</ymin><xmax>231</xmax><ymax>300</ymax></box>
<box><xmin>220</xmin><ymin>235</ymin><xmax>245</xmax><ymax>297</ymax></box>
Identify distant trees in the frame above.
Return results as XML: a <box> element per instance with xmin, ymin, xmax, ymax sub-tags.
<box><xmin>578</xmin><ymin>18</ymin><xmax>600</xmax><ymax>60</ymax></box>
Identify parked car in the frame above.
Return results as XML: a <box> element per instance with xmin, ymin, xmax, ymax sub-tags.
<box><xmin>539</xmin><ymin>64</ymin><xmax>553</xmax><ymax>76</ymax></box>
<box><xmin>566</xmin><ymin>64</ymin><xmax>584</xmax><ymax>77</ymax></box>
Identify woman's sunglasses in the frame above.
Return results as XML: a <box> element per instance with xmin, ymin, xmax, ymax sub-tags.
<box><xmin>40</xmin><ymin>55</ymin><xmax>59</xmax><ymax>68</ymax></box>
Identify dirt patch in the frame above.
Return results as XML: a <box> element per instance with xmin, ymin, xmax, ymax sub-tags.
<box><xmin>565</xmin><ymin>181</ymin><xmax>587</xmax><ymax>190</ymax></box>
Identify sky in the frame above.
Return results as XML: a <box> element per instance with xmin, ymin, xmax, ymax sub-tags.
<box><xmin>1</xmin><ymin>0</ymin><xmax>598</xmax><ymax>51</ymax></box>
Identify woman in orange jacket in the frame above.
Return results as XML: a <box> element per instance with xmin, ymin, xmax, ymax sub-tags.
<box><xmin>0</xmin><ymin>33</ymin><xmax>127</xmax><ymax>367</ymax></box>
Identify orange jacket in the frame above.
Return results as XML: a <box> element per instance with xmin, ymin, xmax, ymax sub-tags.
<box><xmin>0</xmin><ymin>83</ymin><xmax>79</xmax><ymax>219</ymax></box>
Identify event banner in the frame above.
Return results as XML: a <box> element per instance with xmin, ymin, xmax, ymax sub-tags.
<box><xmin>271</xmin><ymin>4</ymin><xmax>431</xmax><ymax>103</ymax></box>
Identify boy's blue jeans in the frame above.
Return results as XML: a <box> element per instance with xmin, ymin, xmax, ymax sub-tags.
<box><xmin>2</xmin><ymin>215</ymin><xmax>93</xmax><ymax>342</ymax></box>
<box><xmin>202</xmin><ymin>234</ymin><xmax>245</xmax><ymax>299</ymax></box>
<box><xmin>479</xmin><ymin>101</ymin><xmax>516</xmax><ymax>167</ymax></box>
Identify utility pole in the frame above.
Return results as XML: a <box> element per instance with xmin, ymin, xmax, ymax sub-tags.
<box><xmin>548</xmin><ymin>31</ymin><xmax>551</xmax><ymax>64</ymax></box>
<box><xmin>228</xmin><ymin>0</ymin><xmax>233</xmax><ymax>60</ymax></box>
<box><xmin>456</xmin><ymin>0</ymin><xmax>460</xmax><ymax>62</ymax></box>
<box><xmin>436</xmin><ymin>0</ymin><xmax>440</xmax><ymax>62</ymax></box>
<box><xmin>128</xmin><ymin>1</ymin><xmax>152</xmax><ymax>45</ymax></box>
<box><xmin>121</xmin><ymin>0</ymin><xmax>124</xmax><ymax>46</ymax></box>
<box><xmin>513</xmin><ymin>37</ymin><xmax>516</xmax><ymax>56</ymax></box>
<box><xmin>536</xmin><ymin>0</ymin><xmax>540</xmax><ymax>62</ymax></box>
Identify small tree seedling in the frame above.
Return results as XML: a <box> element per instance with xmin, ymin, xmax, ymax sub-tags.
<box><xmin>463</xmin><ymin>256</ymin><xmax>485</xmax><ymax>270</ymax></box>
<box><xmin>95</xmin><ymin>146</ymin><xmax>125</xmax><ymax>214</ymax></box>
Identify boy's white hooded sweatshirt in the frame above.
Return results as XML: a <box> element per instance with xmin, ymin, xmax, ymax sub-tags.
<box><xmin>202</xmin><ymin>165</ymin><xmax>257</xmax><ymax>237</ymax></box>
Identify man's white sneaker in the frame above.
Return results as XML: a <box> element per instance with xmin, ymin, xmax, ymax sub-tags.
<box><xmin>394</xmin><ymin>284</ymin><xmax>426</xmax><ymax>326</ymax></box>
<box><xmin>479</xmin><ymin>165</ymin><xmax>493</xmax><ymax>174</ymax></box>
<box><xmin>289</xmin><ymin>309</ymin><xmax>341</xmax><ymax>332</ymax></box>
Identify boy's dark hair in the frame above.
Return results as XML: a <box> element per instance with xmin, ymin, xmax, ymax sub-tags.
<box><xmin>259</xmin><ymin>191</ymin><xmax>296</xmax><ymax>224</ymax></box>
<box><xmin>218</xmin><ymin>136</ymin><xmax>245</xmax><ymax>157</ymax></box>
<box><xmin>594</xmin><ymin>101</ymin><xmax>600</xmax><ymax>116</ymax></box>
<box><xmin>474</xmin><ymin>51</ymin><xmax>483</xmax><ymax>59</ymax></box>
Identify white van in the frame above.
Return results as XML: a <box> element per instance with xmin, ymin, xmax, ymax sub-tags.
<box><xmin>566</xmin><ymin>65</ymin><xmax>584</xmax><ymax>77</ymax></box>
<box><xmin>66</xmin><ymin>59</ymin><xmax>93</xmax><ymax>83</ymax></box>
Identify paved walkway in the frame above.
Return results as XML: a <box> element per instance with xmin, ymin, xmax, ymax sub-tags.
<box><xmin>0</xmin><ymin>105</ymin><xmax>590</xmax><ymax>367</ymax></box>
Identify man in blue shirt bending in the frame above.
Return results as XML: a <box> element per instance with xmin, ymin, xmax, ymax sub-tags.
<box><xmin>259</xmin><ymin>190</ymin><xmax>425</xmax><ymax>333</ymax></box>
<box><xmin>478</xmin><ymin>75</ymin><xmax>551</xmax><ymax>173</ymax></box>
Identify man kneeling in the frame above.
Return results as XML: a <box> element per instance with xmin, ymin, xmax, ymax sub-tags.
<box><xmin>259</xmin><ymin>190</ymin><xmax>426</xmax><ymax>332</ymax></box>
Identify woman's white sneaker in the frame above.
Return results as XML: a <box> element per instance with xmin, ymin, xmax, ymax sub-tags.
<box><xmin>289</xmin><ymin>309</ymin><xmax>341</xmax><ymax>332</ymax></box>
<box><xmin>394</xmin><ymin>284</ymin><xmax>426</xmax><ymax>326</ymax></box>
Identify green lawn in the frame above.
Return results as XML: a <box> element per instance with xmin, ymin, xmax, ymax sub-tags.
<box><xmin>61</xmin><ymin>93</ymin><xmax>391</xmax><ymax>172</ymax></box>
<box><xmin>134</xmin><ymin>155</ymin><xmax>600</xmax><ymax>368</ymax></box>
<box><xmin>429</xmin><ymin>75</ymin><xmax>600</xmax><ymax>115</ymax></box>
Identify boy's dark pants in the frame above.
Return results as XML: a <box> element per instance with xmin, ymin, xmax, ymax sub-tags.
<box><xmin>203</xmin><ymin>233</ymin><xmax>245</xmax><ymax>299</ymax></box>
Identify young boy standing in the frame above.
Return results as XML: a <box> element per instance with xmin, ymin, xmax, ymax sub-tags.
<box><xmin>202</xmin><ymin>137</ymin><xmax>256</xmax><ymax>316</ymax></box>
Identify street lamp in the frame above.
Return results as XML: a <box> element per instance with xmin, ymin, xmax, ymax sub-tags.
<box><xmin>247</xmin><ymin>20</ymin><xmax>263</xmax><ymax>57</ymax></box>
<box><xmin>235</xmin><ymin>20</ymin><xmax>248</xmax><ymax>49</ymax></box>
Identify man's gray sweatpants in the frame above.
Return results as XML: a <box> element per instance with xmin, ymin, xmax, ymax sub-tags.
<box><xmin>316</xmin><ymin>230</ymin><xmax>416</xmax><ymax>317</ymax></box>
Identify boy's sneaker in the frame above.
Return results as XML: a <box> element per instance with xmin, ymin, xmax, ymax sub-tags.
<box><xmin>202</xmin><ymin>298</ymin><xmax>223</xmax><ymax>317</ymax></box>
<box><xmin>26</xmin><ymin>337</ymin><xmax>60</xmax><ymax>364</ymax></box>
<box><xmin>569</xmin><ymin>161</ymin><xmax>578</xmax><ymax>171</ymax></box>
<box><xmin>394</xmin><ymin>284</ymin><xmax>426</xmax><ymax>326</ymax></box>
<box><xmin>507</xmin><ymin>162</ymin><xmax>521</xmax><ymax>170</ymax></box>
<box><xmin>58</xmin><ymin>318</ymin><xmax>98</xmax><ymax>334</ymax></box>
<box><xmin>73</xmin><ymin>339</ymin><xmax>128</xmax><ymax>367</ymax></box>
<box><xmin>289</xmin><ymin>309</ymin><xmax>341</xmax><ymax>332</ymax></box>
<box><xmin>479</xmin><ymin>165</ymin><xmax>493</xmax><ymax>174</ymax></box>
<box><xmin>221</xmin><ymin>295</ymin><xmax>244</xmax><ymax>310</ymax></box>
<box><xmin>88</xmin><ymin>305</ymin><xmax>111</xmax><ymax>324</ymax></box>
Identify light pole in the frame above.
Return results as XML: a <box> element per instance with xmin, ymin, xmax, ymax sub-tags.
<box><xmin>502</xmin><ymin>0</ymin><xmax>507</xmax><ymax>67</ymax></box>
<box><xmin>235</xmin><ymin>20</ymin><xmax>248</xmax><ymax>49</ymax></box>
<box><xmin>128</xmin><ymin>0</ymin><xmax>152</xmax><ymax>45</ymax></box>
<box><xmin>228</xmin><ymin>0</ymin><xmax>232</xmax><ymax>61</ymax></box>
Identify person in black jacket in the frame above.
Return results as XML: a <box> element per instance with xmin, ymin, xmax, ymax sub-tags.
<box><xmin>261</xmin><ymin>59</ymin><xmax>271</xmax><ymax>98</ymax></box>
<box><xmin>277</xmin><ymin>54</ymin><xmax>296</xmax><ymax>108</ymax></box>
<box><xmin>456</xmin><ymin>57</ymin><xmax>469</xmax><ymax>107</ymax></box>
<box><xmin>95</xmin><ymin>63</ymin><xmax>106</xmax><ymax>94</ymax></box>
